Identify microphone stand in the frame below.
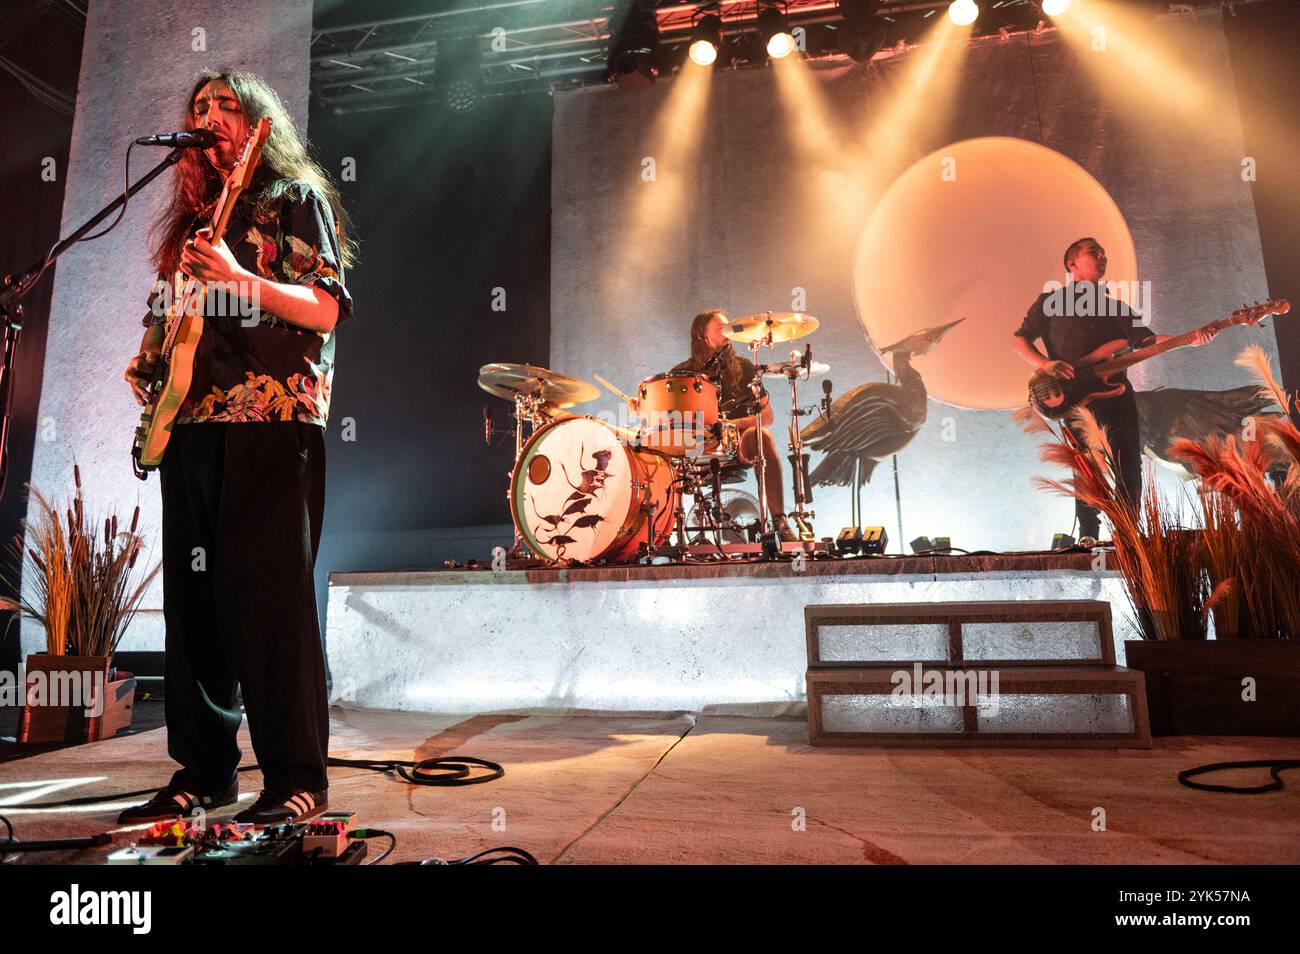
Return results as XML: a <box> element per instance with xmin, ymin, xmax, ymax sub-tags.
<box><xmin>0</xmin><ymin>148</ymin><xmax>186</xmax><ymax>500</ymax></box>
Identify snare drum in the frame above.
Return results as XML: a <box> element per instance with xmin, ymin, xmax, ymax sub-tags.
<box><xmin>701</xmin><ymin>419</ymin><xmax>739</xmax><ymax>458</ymax></box>
<box><xmin>510</xmin><ymin>415</ymin><xmax>677</xmax><ymax>562</ymax></box>
<box><xmin>635</xmin><ymin>371</ymin><xmax>719</xmax><ymax>457</ymax></box>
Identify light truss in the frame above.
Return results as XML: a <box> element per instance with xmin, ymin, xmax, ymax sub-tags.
<box><xmin>309</xmin><ymin>0</ymin><xmax>1241</xmax><ymax>113</ymax></box>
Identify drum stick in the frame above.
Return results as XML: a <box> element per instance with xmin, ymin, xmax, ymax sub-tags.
<box><xmin>594</xmin><ymin>373</ymin><xmax>634</xmax><ymax>405</ymax></box>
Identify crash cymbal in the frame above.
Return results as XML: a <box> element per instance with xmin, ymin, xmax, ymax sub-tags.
<box><xmin>724</xmin><ymin>312</ymin><xmax>819</xmax><ymax>345</ymax></box>
<box><xmin>477</xmin><ymin>363</ymin><xmax>600</xmax><ymax>406</ymax></box>
<box><xmin>762</xmin><ymin>359</ymin><xmax>830</xmax><ymax>379</ymax></box>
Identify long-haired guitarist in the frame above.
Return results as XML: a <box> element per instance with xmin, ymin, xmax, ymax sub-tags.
<box><xmin>120</xmin><ymin>70</ymin><xmax>355</xmax><ymax>826</ymax></box>
<box><xmin>1011</xmin><ymin>237</ymin><xmax>1214</xmax><ymax>539</ymax></box>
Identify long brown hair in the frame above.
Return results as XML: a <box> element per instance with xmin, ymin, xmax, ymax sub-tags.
<box><xmin>150</xmin><ymin>69</ymin><xmax>357</xmax><ymax>277</ymax></box>
<box><xmin>689</xmin><ymin>309</ymin><xmax>741</xmax><ymax>393</ymax></box>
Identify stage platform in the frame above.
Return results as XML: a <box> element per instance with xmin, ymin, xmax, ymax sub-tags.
<box><xmin>325</xmin><ymin>551</ymin><xmax>1138</xmax><ymax>714</ymax></box>
<box><xmin>2</xmin><ymin>708</ymin><xmax>1298</xmax><ymax>865</ymax></box>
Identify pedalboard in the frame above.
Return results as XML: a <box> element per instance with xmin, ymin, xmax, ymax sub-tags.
<box><xmin>108</xmin><ymin>811</ymin><xmax>366</xmax><ymax>865</ymax></box>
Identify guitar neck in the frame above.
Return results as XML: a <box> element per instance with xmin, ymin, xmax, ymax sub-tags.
<box><xmin>1094</xmin><ymin>316</ymin><xmax>1235</xmax><ymax>375</ymax></box>
<box><xmin>160</xmin><ymin>181</ymin><xmax>245</xmax><ymax>355</ymax></box>
<box><xmin>207</xmin><ymin>176</ymin><xmax>242</xmax><ymax>242</ymax></box>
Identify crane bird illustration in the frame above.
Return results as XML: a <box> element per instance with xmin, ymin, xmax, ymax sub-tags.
<box><xmin>1135</xmin><ymin>385</ymin><xmax>1286</xmax><ymax>479</ymax></box>
<box><xmin>802</xmin><ymin>318</ymin><xmax>964</xmax><ymax>522</ymax></box>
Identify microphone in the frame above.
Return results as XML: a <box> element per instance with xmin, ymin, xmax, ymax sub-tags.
<box><xmin>134</xmin><ymin>130</ymin><xmax>217</xmax><ymax>148</ymax></box>
<box><xmin>802</xmin><ymin>343</ymin><xmax>811</xmax><ymax>371</ymax></box>
<box><xmin>701</xmin><ymin>343</ymin><xmax>730</xmax><ymax>375</ymax></box>
<box><xmin>483</xmin><ymin>406</ymin><xmax>493</xmax><ymax>445</ymax></box>
<box><xmin>822</xmin><ymin>379</ymin><xmax>833</xmax><ymax>425</ymax></box>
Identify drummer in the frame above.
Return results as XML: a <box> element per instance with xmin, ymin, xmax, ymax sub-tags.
<box><xmin>672</xmin><ymin>309</ymin><xmax>796</xmax><ymax>542</ymax></box>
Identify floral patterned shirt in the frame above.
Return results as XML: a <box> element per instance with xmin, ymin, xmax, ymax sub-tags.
<box><xmin>146</xmin><ymin>178</ymin><xmax>353</xmax><ymax>426</ymax></box>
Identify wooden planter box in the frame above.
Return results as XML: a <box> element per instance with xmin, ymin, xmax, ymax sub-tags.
<box><xmin>1124</xmin><ymin>640</ymin><xmax>1300</xmax><ymax>736</ymax></box>
<box><xmin>18</xmin><ymin>654</ymin><xmax>135</xmax><ymax>744</ymax></box>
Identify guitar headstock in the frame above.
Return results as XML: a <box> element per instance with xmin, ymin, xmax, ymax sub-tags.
<box><xmin>225</xmin><ymin>117</ymin><xmax>271</xmax><ymax>198</ymax></box>
<box><xmin>1231</xmin><ymin>298</ymin><xmax>1291</xmax><ymax>326</ymax></box>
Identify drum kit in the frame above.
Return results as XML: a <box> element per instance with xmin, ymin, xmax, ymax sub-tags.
<box><xmin>479</xmin><ymin>312</ymin><xmax>829</xmax><ymax>565</ymax></box>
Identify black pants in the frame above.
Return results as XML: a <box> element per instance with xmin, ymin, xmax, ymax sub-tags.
<box><xmin>1064</xmin><ymin>389</ymin><xmax>1142</xmax><ymax>539</ymax></box>
<box><xmin>160</xmin><ymin>422</ymin><xmax>328</xmax><ymax>795</ymax></box>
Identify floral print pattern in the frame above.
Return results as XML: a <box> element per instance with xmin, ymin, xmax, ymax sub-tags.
<box><xmin>172</xmin><ymin>180</ymin><xmax>352</xmax><ymax>427</ymax></box>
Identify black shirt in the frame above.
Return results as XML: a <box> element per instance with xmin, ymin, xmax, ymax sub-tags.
<box><xmin>671</xmin><ymin>354</ymin><xmax>760</xmax><ymax>417</ymax></box>
<box><xmin>1014</xmin><ymin>282</ymin><xmax>1155</xmax><ymax>389</ymax></box>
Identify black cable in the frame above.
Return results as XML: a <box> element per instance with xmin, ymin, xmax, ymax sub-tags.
<box><xmin>11</xmin><ymin>754</ymin><xmax>505</xmax><ymax>810</ymax></box>
<box><xmin>79</xmin><ymin>140</ymin><xmax>136</xmax><ymax>242</ymax></box>
<box><xmin>1178</xmin><ymin>759</ymin><xmax>1300</xmax><ymax>794</ymax></box>
<box><xmin>397</xmin><ymin>846</ymin><xmax>539</xmax><ymax>866</ymax></box>
<box><xmin>9</xmin><ymin>141</ymin><xmax>138</xmax><ymax>301</ymax></box>
<box><xmin>326</xmin><ymin>755</ymin><xmax>504</xmax><ymax>786</ymax></box>
<box><xmin>349</xmin><ymin>828</ymin><xmax>396</xmax><ymax>865</ymax></box>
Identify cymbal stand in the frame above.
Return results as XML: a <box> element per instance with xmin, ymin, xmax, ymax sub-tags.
<box><xmin>746</xmin><ymin>335</ymin><xmax>774</xmax><ymax>543</ymax></box>
<box><xmin>777</xmin><ymin>353</ymin><xmax>816</xmax><ymax>541</ymax></box>
<box><xmin>506</xmin><ymin>387</ymin><xmax>546</xmax><ymax>557</ymax></box>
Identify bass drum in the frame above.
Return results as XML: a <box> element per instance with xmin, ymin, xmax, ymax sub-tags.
<box><xmin>510</xmin><ymin>416</ymin><xmax>677</xmax><ymax>563</ymax></box>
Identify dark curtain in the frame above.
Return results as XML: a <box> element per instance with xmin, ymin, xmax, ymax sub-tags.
<box><xmin>1223</xmin><ymin>0</ymin><xmax>1300</xmax><ymax>403</ymax></box>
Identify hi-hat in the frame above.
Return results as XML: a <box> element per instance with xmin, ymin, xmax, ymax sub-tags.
<box><xmin>725</xmin><ymin>312</ymin><xmax>819</xmax><ymax>344</ymax></box>
<box><xmin>763</xmin><ymin>359</ymin><xmax>830</xmax><ymax>379</ymax></box>
<box><xmin>477</xmin><ymin>363</ymin><xmax>600</xmax><ymax>406</ymax></box>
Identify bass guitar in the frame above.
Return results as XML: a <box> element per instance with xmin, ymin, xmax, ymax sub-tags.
<box><xmin>1027</xmin><ymin>298</ymin><xmax>1291</xmax><ymax>419</ymax></box>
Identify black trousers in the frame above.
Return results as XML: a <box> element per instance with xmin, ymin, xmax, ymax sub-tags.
<box><xmin>160</xmin><ymin>422</ymin><xmax>328</xmax><ymax>795</ymax></box>
<box><xmin>1064</xmin><ymin>389</ymin><xmax>1142</xmax><ymax>539</ymax></box>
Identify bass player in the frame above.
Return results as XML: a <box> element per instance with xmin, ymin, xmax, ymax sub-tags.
<box><xmin>1011</xmin><ymin>237</ymin><xmax>1214</xmax><ymax>539</ymax></box>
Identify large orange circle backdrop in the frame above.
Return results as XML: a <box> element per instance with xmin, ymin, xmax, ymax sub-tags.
<box><xmin>852</xmin><ymin>137</ymin><xmax>1138</xmax><ymax>410</ymax></box>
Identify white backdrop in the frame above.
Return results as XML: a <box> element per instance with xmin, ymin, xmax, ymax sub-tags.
<box><xmin>549</xmin><ymin>12</ymin><xmax>1277</xmax><ymax>555</ymax></box>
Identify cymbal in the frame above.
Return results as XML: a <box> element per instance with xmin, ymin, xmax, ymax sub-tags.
<box><xmin>725</xmin><ymin>312</ymin><xmax>819</xmax><ymax>345</ymax></box>
<box><xmin>763</xmin><ymin>360</ymin><xmax>830</xmax><ymax>379</ymax></box>
<box><xmin>478</xmin><ymin>363</ymin><xmax>600</xmax><ymax>406</ymax></box>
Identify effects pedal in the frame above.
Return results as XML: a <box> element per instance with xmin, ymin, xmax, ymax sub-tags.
<box><xmin>302</xmin><ymin>811</ymin><xmax>357</xmax><ymax>860</ymax></box>
<box><xmin>187</xmin><ymin>817</ymin><xmax>367</xmax><ymax>865</ymax></box>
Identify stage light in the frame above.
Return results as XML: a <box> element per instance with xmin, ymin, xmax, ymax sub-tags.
<box><xmin>837</xmin><ymin>0</ymin><xmax>886</xmax><ymax>62</ymax></box>
<box><xmin>614</xmin><ymin>49</ymin><xmax>655</xmax><ymax>90</ymax></box>
<box><xmin>689</xmin><ymin>12</ymin><xmax>722</xmax><ymax>66</ymax></box>
<box><xmin>947</xmin><ymin>0</ymin><xmax>979</xmax><ymax>27</ymax></box>
<box><xmin>1041</xmin><ymin>0</ymin><xmax>1071</xmax><ymax>15</ymax></box>
<box><xmin>436</xmin><ymin>36</ymin><xmax>483</xmax><ymax>112</ymax></box>
<box><xmin>689</xmin><ymin>40</ymin><xmax>717</xmax><ymax>66</ymax></box>
<box><xmin>610</xmin><ymin>1</ymin><xmax>660</xmax><ymax>90</ymax></box>
<box><xmin>767</xmin><ymin>31</ymin><xmax>795</xmax><ymax>60</ymax></box>
<box><xmin>758</xmin><ymin>4</ymin><xmax>795</xmax><ymax>60</ymax></box>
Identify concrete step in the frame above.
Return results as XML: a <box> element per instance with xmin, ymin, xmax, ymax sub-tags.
<box><xmin>806</xmin><ymin>665</ymin><xmax>1151</xmax><ymax>747</ymax></box>
<box><xmin>806</xmin><ymin>600</ymin><xmax>1119</xmax><ymax>668</ymax></box>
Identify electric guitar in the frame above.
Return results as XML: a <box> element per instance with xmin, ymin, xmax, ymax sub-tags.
<box><xmin>131</xmin><ymin>117</ymin><xmax>271</xmax><ymax>478</ymax></box>
<box><xmin>1027</xmin><ymin>298</ymin><xmax>1291</xmax><ymax>419</ymax></box>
